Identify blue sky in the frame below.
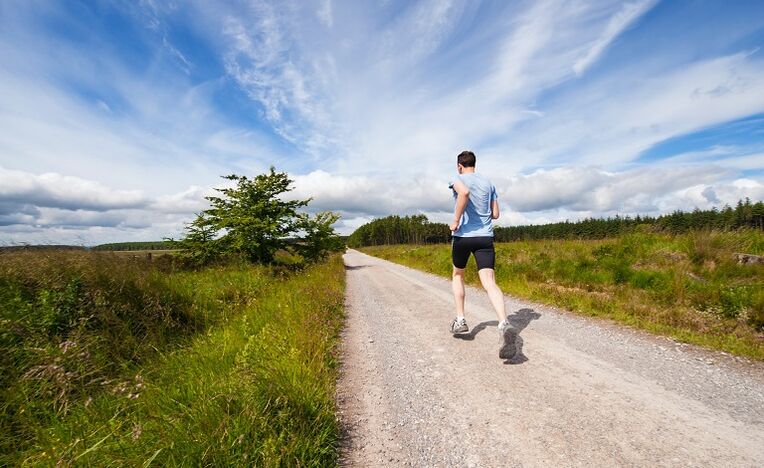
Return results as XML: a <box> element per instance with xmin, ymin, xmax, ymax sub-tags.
<box><xmin>1</xmin><ymin>0</ymin><xmax>763</xmax><ymax>244</ymax></box>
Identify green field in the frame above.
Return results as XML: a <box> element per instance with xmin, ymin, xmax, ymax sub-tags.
<box><xmin>1</xmin><ymin>250</ymin><xmax>345</xmax><ymax>466</ymax></box>
<box><xmin>360</xmin><ymin>230</ymin><xmax>764</xmax><ymax>359</ymax></box>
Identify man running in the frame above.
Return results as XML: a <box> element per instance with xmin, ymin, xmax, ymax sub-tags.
<box><xmin>448</xmin><ymin>150</ymin><xmax>516</xmax><ymax>359</ymax></box>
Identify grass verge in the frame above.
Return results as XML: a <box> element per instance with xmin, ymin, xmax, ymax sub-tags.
<box><xmin>1</xmin><ymin>250</ymin><xmax>345</xmax><ymax>466</ymax></box>
<box><xmin>360</xmin><ymin>230</ymin><xmax>763</xmax><ymax>360</ymax></box>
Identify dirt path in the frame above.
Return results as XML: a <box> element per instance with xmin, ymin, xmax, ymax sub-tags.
<box><xmin>336</xmin><ymin>249</ymin><xmax>764</xmax><ymax>467</ymax></box>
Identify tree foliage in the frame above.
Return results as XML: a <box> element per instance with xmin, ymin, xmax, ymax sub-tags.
<box><xmin>294</xmin><ymin>211</ymin><xmax>346</xmax><ymax>262</ymax></box>
<box><xmin>346</xmin><ymin>215</ymin><xmax>451</xmax><ymax>247</ymax></box>
<box><xmin>170</xmin><ymin>168</ymin><xmax>343</xmax><ymax>265</ymax></box>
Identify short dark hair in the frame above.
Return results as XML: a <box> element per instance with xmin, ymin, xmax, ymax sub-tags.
<box><xmin>457</xmin><ymin>150</ymin><xmax>476</xmax><ymax>168</ymax></box>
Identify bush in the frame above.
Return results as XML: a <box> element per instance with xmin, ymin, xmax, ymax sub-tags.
<box><xmin>718</xmin><ymin>286</ymin><xmax>753</xmax><ymax>319</ymax></box>
<box><xmin>629</xmin><ymin>270</ymin><xmax>662</xmax><ymax>290</ymax></box>
<box><xmin>748</xmin><ymin>288</ymin><xmax>764</xmax><ymax>331</ymax></box>
<box><xmin>612</xmin><ymin>263</ymin><xmax>633</xmax><ymax>284</ymax></box>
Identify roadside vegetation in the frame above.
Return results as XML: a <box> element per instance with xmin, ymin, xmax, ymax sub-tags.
<box><xmin>361</xmin><ymin>229</ymin><xmax>764</xmax><ymax>360</ymax></box>
<box><xmin>1</xmin><ymin>168</ymin><xmax>346</xmax><ymax>465</ymax></box>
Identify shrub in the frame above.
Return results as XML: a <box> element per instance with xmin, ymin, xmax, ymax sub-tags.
<box><xmin>611</xmin><ymin>262</ymin><xmax>633</xmax><ymax>284</ymax></box>
<box><xmin>748</xmin><ymin>288</ymin><xmax>764</xmax><ymax>331</ymax></box>
<box><xmin>718</xmin><ymin>286</ymin><xmax>753</xmax><ymax>319</ymax></box>
<box><xmin>630</xmin><ymin>270</ymin><xmax>662</xmax><ymax>290</ymax></box>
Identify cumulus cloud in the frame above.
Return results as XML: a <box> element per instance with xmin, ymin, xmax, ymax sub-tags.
<box><xmin>498</xmin><ymin>165</ymin><xmax>727</xmax><ymax>213</ymax></box>
<box><xmin>0</xmin><ymin>167</ymin><xmax>147</xmax><ymax>211</ymax></box>
<box><xmin>0</xmin><ymin>167</ymin><xmax>192</xmax><ymax>240</ymax></box>
<box><xmin>151</xmin><ymin>186</ymin><xmax>213</xmax><ymax>214</ymax></box>
<box><xmin>288</xmin><ymin>170</ymin><xmax>450</xmax><ymax>216</ymax></box>
<box><xmin>32</xmin><ymin>208</ymin><xmax>150</xmax><ymax>229</ymax></box>
<box><xmin>1</xmin><ymin>162</ymin><xmax>761</xmax><ymax>242</ymax></box>
<box><xmin>285</xmin><ymin>165</ymin><xmax>762</xmax><ymax>233</ymax></box>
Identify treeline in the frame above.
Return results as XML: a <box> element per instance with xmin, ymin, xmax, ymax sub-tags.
<box><xmin>346</xmin><ymin>215</ymin><xmax>451</xmax><ymax>247</ymax></box>
<box><xmin>0</xmin><ymin>245</ymin><xmax>85</xmax><ymax>251</ymax></box>
<box><xmin>91</xmin><ymin>241</ymin><xmax>174</xmax><ymax>251</ymax></box>
<box><xmin>347</xmin><ymin>199</ymin><xmax>764</xmax><ymax>247</ymax></box>
<box><xmin>497</xmin><ymin>198</ymin><xmax>763</xmax><ymax>241</ymax></box>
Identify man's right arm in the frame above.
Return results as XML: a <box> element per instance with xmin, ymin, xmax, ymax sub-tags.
<box><xmin>450</xmin><ymin>180</ymin><xmax>470</xmax><ymax>232</ymax></box>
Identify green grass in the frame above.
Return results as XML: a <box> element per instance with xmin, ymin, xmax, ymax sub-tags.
<box><xmin>1</xmin><ymin>250</ymin><xmax>345</xmax><ymax>466</ymax></box>
<box><xmin>360</xmin><ymin>230</ymin><xmax>764</xmax><ymax>360</ymax></box>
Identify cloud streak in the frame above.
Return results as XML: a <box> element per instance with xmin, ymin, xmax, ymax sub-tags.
<box><xmin>573</xmin><ymin>0</ymin><xmax>657</xmax><ymax>76</ymax></box>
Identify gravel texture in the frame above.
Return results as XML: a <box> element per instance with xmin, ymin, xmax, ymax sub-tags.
<box><xmin>336</xmin><ymin>249</ymin><xmax>764</xmax><ymax>467</ymax></box>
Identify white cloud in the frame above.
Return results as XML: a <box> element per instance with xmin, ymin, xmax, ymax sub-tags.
<box><xmin>285</xmin><ymin>164</ymin><xmax>762</xmax><ymax>235</ymax></box>
<box><xmin>0</xmin><ymin>161</ymin><xmax>760</xmax><ymax>241</ymax></box>
<box><xmin>0</xmin><ymin>167</ymin><xmax>198</xmax><ymax>242</ymax></box>
<box><xmin>506</xmin><ymin>51</ymin><xmax>764</xmax><ymax>168</ymax></box>
<box><xmin>652</xmin><ymin>146</ymin><xmax>764</xmax><ymax>171</ymax></box>
<box><xmin>317</xmin><ymin>0</ymin><xmax>333</xmax><ymax>28</ymax></box>
<box><xmin>293</xmin><ymin>0</ymin><xmax>670</xmax><ymax>174</ymax></box>
<box><xmin>221</xmin><ymin>1</ymin><xmax>338</xmax><ymax>154</ymax></box>
<box><xmin>289</xmin><ymin>170</ymin><xmax>450</xmax><ymax>216</ymax></box>
<box><xmin>573</xmin><ymin>0</ymin><xmax>656</xmax><ymax>76</ymax></box>
<box><xmin>0</xmin><ymin>167</ymin><xmax>147</xmax><ymax>211</ymax></box>
<box><xmin>151</xmin><ymin>186</ymin><xmax>213</xmax><ymax>214</ymax></box>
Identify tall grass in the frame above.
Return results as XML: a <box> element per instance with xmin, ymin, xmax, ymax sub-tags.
<box><xmin>361</xmin><ymin>230</ymin><xmax>764</xmax><ymax>359</ymax></box>
<box><xmin>1</xmin><ymin>250</ymin><xmax>345</xmax><ymax>466</ymax></box>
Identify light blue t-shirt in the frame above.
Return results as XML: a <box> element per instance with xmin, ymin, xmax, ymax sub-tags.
<box><xmin>449</xmin><ymin>172</ymin><xmax>498</xmax><ymax>237</ymax></box>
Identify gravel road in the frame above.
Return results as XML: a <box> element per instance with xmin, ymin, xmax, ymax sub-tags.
<box><xmin>336</xmin><ymin>249</ymin><xmax>764</xmax><ymax>467</ymax></box>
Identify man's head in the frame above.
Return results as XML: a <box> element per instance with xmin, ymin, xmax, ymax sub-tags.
<box><xmin>457</xmin><ymin>150</ymin><xmax>476</xmax><ymax>173</ymax></box>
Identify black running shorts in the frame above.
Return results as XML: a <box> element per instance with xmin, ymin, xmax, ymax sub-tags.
<box><xmin>451</xmin><ymin>236</ymin><xmax>495</xmax><ymax>270</ymax></box>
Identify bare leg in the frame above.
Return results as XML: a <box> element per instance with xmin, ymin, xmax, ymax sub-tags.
<box><xmin>452</xmin><ymin>266</ymin><xmax>466</xmax><ymax>318</ymax></box>
<box><xmin>478</xmin><ymin>268</ymin><xmax>506</xmax><ymax>323</ymax></box>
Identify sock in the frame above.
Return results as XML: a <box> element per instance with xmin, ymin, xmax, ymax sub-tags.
<box><xmin>457</xmin><ymin>315</ymin><xmax>465</xmax><ymax>322</ymax></box>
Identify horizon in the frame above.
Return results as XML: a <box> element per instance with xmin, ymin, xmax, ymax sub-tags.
<box><xmin>4</xmin><ymin>199</ymin><xmax>758</xmax><ymax>248</ymax></box>
<box><xmin>2</xmin><ymin>1</ymin><xmax>764</xmax><ymax>244</ymax></box>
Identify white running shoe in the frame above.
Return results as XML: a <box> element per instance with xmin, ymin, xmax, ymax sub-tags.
<box><xmin>498</xmin><ymin>319</ymin><xmax>517</xmax><ymax>359</ymax></box>
<box><xmin>450</xmin><ymin>317</ymin><xmax>469</xmax><ymax>334</ymax></box>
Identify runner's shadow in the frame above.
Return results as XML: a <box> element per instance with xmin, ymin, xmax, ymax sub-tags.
<box><xmin>452</xmin><ymin>320</ymin><xmax>498</xmax><ymax>341</ymax></box>
<box><xmin>344</xmin><ymin>265</ymin><xmax>370</xmax><ymax>270</ymax></box>
<box><xmin>503</xmin><ymin>308</ymin><xmax>541</xmax><ymax>365</ymax></box>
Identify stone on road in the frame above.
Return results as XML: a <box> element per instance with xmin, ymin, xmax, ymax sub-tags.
<box><xmin>336</xmin><ymin>249</ymin><xmax>764</xmax><ymax>467</ymax></box>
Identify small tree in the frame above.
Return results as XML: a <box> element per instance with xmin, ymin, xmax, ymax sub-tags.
<box><xmin>173</xmin><ymin>216</ymin><xmax>221</xmax><ymax>265</ymax></box>
<box><xmin>173</xmin><ymin>167</ymin><xmax>342</xmax><ymax>265</ymax></box>
<box><xmin>295</xmin><ymin>211</ymin><xmax>346</xmax><ymax>262</ymax></box>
